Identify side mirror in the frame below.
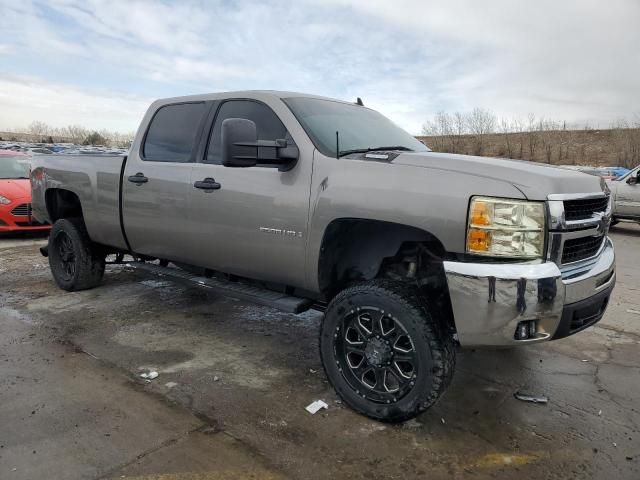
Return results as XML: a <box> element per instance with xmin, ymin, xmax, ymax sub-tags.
<box><xmin>221</xmin><ymin>118</ymin><xmax>258</xmax><ymax>168</ymax></box>
<box><xmin>221</xmin><ymin>118</ymin><xmax>299</xmax><ymax>170</ymax></box>
<box><xmin>628</xmin><ymin>173</ymin><xmax>639</xmax><ymax>185</ymax></box>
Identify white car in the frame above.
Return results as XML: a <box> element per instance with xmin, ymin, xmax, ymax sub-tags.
<box><xmin>608</xmin><ymin>165</ymin><xmax>640</xmax><ymax>224</ymax></box>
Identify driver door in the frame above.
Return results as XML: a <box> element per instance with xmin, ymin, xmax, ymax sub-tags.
<box><xmin>185</xmin><ymin>99</ymin><xmax>312</xmax><ymax>287</ymax></box>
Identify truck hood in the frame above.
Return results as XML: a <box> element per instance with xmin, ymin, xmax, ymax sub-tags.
<box><xmin>0</xmin><ymin>178</ymin><xmax>31</xmax><ymax>200</ymax></box>
<box><xmin>393</xmin><ymin>152</ymin><xmax>604</xmax><ymax>200</ymax></box>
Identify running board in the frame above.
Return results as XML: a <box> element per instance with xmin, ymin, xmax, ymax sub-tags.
<box><xmin>128</xmin><ymin>262</ymin><xmax>312</xmax><ymax>314</ymax></box>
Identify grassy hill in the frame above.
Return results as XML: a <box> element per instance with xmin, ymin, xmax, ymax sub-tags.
<box><xmin>417</xmin><ymin>128</ymin><xmax>640</xmax><ymax>168</ymax></box>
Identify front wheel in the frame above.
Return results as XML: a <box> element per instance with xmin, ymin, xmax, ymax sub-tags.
<box><xmin>319</xmin><ymin>280</ymin><xmax>455</xmax><ymax>422</ymax></box>
<box><xmin>48</xmin><ymin>218</ymin><xmax>105</xmax><ymax>291</ymax></box>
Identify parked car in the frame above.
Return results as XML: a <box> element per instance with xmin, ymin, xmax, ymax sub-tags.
<box><xmin>0</xmin><ymin>151</ymin><xmax>50</xmax><ymax>233</ymax></box>
<box><xmin>608</xmin><ymin>165</ymin><xmax>640</xmax><ymax>224</ymax></box>
<box><xmin>607</xmin><ymin>166</ymin><xmax>630</xmax><ymax>179</ymax></box>
<box><xmin>30</xmin><ymin>91</ymin><xmax>615</xmax><ymax>422</ymax></box>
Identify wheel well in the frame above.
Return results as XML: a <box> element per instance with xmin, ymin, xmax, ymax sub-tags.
<box><xmin>318</xmin><ymin>218</ymin><xmax>455</xmax><ymax>333</ymax></box>
<box><xmin>45</xmin><ymin>189</ymin><xmax>83</xmax><ymax>222</ymax></box>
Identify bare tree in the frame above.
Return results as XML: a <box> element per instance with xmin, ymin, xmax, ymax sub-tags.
<box><xmin>28</xmin><ymin>121</ymin><xmax>49</xmax><ymax>140</ymax></box>
<box><xmin>538</xmin><ymin>119</ymin><xmax>559</xmax><ymax>164</ymax></box>
<box><xmin>525</xmin><ymin>113</ymin><xmax>539</xmax><ymax>160</ymax></box>
<box><xmin>466</xmin><ymin>108</ymin><xmax>496</xmax><ymax>155</ymax></box>
<box><xmin>611</xmin><ymin>119</ymin><xmax>640</xmax><ymax>168</ymax></box>
<box><xmin>65</xmin><ymin>125</ymin><xmax>89</xmax><ymax>144</ymax></box>
<box><xmin>452</xmin><ymin>112</ymin><xmax>466</xmax><ymax>153</ymax></box>
<box><xmin>500</xmin><ymin>118</ymin><xmax>513</xmax><ymax>158</ymax></box>
<box><xmin>422</xmin><ymin>111</ymin><xmax>451</xmax><ymax>151</ymax></box>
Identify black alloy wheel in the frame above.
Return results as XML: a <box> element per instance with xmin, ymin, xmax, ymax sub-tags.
<box><xmin>320</xmin><ymin>280</ymin><xmax>455</xmax><ymax>422</ymax></box>
<box><xmin>335</xmin><ymin>306</ymin><xmax>418</xmax><ymax>404</ymax></box>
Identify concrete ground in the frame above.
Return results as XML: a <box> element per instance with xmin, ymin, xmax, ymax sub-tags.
<box><xmin>0</xmin><ymin>224</ymin><xmax>639</xmax><ymax>479</ymax></box>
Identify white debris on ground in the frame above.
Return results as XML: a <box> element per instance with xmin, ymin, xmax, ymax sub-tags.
<box><xmin>140</xmin><ymin>371</ymin><xmax>159</xmax><ymax>380</ymax></box>
<box><xmin>140</xmin><ymin>280</ymin><xmax>171</xmax><ymax>288</ymax></box>
<box><xmin>305</xmin><ymin>400</ymin><xmax>328</xmax><ymax>414</ymax></box>
<box><xmin>402</xmin><ymin>419</ymin><xmax>422</xmax><ymax>429</ymax></box>
<box><xmin>514</xmin><ymin>392</ymin><xmax>549</xmax><ymax>404</ymax></box>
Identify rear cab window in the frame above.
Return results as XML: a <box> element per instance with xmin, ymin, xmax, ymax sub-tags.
<box><xmin>142</xmin><ymin>102</ymin><xmax>207</xmax><ymax>162</ymax></box>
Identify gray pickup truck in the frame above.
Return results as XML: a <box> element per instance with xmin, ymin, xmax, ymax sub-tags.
<box><xmin>609</xmin><ymin>165</ymin><xmax>640</xmax><ymax>224</ymax></box>
<box><xmin>31</xmin><ymin>91</ymin><xmax>616</xmax><ymax>422</ymax></box>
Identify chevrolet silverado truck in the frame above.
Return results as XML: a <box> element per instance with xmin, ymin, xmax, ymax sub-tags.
<box><xmin>30</xmin><ymin>91</ymin><xmax>616</xmax><ymax>422</ymax></box>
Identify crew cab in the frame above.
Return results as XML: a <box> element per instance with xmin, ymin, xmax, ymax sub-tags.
<box><xmin>30</xmin><ymin>91</ymin><xmax>616</xmax><ymax>421</ymax></box>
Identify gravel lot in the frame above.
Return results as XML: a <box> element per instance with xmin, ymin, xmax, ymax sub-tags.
<box><xmin>1</xmin><ymin>223</ymin><xmax>639</xmax><ymax>479</ymax></box>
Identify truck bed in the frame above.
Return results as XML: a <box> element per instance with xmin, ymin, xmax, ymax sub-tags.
<box><xmin>31</xmin><ymin>154</ymin><xmax>128</xmax><ymax>250</ymax></box>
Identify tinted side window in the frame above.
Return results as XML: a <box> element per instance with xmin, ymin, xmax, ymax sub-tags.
<box><xmin>207</xmin><ymin>100</ymin><xmax>287</xmax><ymax>165</ymax></box>
<box><xmin>143</xmin><ymin>102</ymin><xmax>206</xmax><ymax>162</ymax></box>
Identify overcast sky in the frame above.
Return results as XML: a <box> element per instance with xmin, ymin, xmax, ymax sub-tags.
<box><xmin>1</xmin><ymin>0</ymin><xmax>638</xmax><ymax>134</ymax></box>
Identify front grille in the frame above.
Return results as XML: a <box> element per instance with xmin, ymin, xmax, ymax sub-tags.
<box><xmin>563</xmin><ymin>197</ymin><xmax>609</xmax><ymax>221</ymax></box>
<box><xmin>11</xmin><ymin>203</ymin><xmax>32</xmax><ymax>217</ymax></box>
<box><xmin>562</xmin><ymin>235</ymin><xmax>604</xmax><ymax>264</ymax></box>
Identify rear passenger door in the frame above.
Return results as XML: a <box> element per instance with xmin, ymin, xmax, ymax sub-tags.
<box><xmin>122</xmin><ymin>101</ymin><xmax>209</xmax><ymax>261</ymax></box>
<box><xmin>186</xmin><ymin>99</ymin><xmax>312</xmax><ymax>287</ymax></box>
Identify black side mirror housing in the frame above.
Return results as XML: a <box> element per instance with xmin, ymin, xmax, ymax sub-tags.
<box><xmin>221</xmin><ymin>118</ymin><xmax>299</xmax><ymax>170</ymax></box>
<box><xmin>221</xmin><ymin>118</ymin><xmax>258</xmax><ymax>168</ymax></box>
<box><xmin>628</xmin><ymin>173</ymin><xmax>639</xmax><ymax>185</ymax></box>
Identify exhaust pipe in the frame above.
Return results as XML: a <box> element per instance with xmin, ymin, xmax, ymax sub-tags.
<box><xmin>40</xmin><ymin>245</ymin><xmax>49</xmax><ymax>257</ymax></box>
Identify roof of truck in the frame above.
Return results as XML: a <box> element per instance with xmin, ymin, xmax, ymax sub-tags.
<box><xmin>154</xmin><ymin>90</ymin><xmax>354</xmax><ymax>105</ymax></box>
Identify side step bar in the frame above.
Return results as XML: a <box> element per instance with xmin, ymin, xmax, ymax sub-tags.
<box><xmin>128</xmin><ymin>262</ymin><xmax>313</xmax><ymax>314</ymax></box>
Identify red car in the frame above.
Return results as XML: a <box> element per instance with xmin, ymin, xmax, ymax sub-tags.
<box><xmin>0</xmin><ymin>151</ymin><xmax>51</xmax><ymax>233</ymax></box>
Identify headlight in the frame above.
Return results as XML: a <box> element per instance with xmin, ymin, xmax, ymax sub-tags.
<box><xmin>0</xmin><ymin>195</ymin><xmax>11</xmax><ymax>205</ymax></box>
<box><xmin>466</xmin><ymin>196</ymin><xmax>546</xmax><ymax>258</ymax></box>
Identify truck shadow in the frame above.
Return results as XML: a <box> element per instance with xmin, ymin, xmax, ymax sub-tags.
<box><xmin>610</xmin><ymin>222</ymin><xmax>640</xmax><ymax>237</ymax></box>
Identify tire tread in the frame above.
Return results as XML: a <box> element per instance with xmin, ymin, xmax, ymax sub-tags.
<box><xmin>320</xmin><ymin>279</ymin><xmax>456</xmax><ymax>422</ymax></box>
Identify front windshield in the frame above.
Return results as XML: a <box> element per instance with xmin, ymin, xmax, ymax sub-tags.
<box><xmin>283</xmin><ymin>97</ymin><xmax>429</xmax><ymax>157</ymax></box>
<box><xmin>617</xmin><ymin>166</ymin><xmax>639</xmax><ymax>181</ymax></box>
<box><xmin>0</xmin><ymin>156</ymin><xmax>30</xmax><ymax>179</ymax></box>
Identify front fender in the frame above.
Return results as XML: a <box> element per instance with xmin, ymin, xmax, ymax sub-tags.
<box><xmin>304</xmin><ymin>151</ymin><xmax>525</xmax><ymax>292</ymax></box>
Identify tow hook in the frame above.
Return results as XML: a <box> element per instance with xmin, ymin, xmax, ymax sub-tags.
<box><xmin>40</xmin><ymin>245</ymin><xmax>49</xmax><ymax>257</ymax></box>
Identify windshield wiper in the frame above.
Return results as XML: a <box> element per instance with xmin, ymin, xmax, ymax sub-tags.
<box><xmin>338</xmin><ymin>146</ymin><xmax>414</xmax><ymax>158</ymax></box>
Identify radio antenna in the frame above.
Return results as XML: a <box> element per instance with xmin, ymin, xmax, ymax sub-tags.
<box><xmin>335</xmin><ymin>131</ymin><xmax>340</xmax><ymax>159</ymax></box>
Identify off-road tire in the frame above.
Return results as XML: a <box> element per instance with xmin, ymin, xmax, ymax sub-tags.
<box><xmin>48</xmin><ymin>218</ymin><xmax>105</xmax><ymax>291</ymax></box>
<box><xmin>320</xmin><ymin>280</ymin><xmax>455</xmax><ymax>423</ymax></box>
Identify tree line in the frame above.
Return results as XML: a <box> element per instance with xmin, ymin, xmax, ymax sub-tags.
<box><xmin>420</xmin><ymin>109</ymin><xmax>640</xmax><ymax>168</ymax></box>
<box><xmin>1</xmin><ymin>121</ymin><xmax>135</xmax><ymax>148</ymax></box>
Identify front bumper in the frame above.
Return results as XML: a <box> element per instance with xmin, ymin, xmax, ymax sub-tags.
<box><xmin>0</xmin><ymin>201</ymin><xmax>51</xmax><ymax>232</ymax></box>
<box><xmin>443</xmin><ymin>237</ymin><xmax>615</xmax><ymax>347</ymax></box>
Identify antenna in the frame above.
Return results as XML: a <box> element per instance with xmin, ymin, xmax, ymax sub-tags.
<box><xmin>335</xmin><ymin>131</ymin><xmax>340</xmax><ymax>159</ymax></box>
<box><xmin>356</xmin><ymin>97</ymin><xmax>364</xmax><ymax>106</ymax></box>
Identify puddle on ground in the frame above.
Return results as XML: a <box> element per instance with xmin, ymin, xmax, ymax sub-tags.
<box><xmin>112</xmin><ymin>321</ymin><xmax>286</xmax><ymax>389</ymax></box>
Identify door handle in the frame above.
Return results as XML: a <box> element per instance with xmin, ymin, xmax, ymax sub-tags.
<box><xmin>128</xmin><ymin>173</ymin><xmax>148</xmax><ymax>185</ymax></box>
<box><xmin>194</xmin><ymin>177</ymin><xmax>221</xmax><ymax>191</ymax></box>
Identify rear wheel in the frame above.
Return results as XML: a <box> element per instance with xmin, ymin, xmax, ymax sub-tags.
<box><xmin>320</xmin><ymin>280</ymin><xmax>455</xmax><ymax>422</ymax></box>
<box><xmin>48</xmin><ymin>218</ymin><xmax>105</xmax><ymax>291</ymax></box>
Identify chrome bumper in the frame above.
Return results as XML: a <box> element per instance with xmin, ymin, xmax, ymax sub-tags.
<box><xmin>443</xmin><ymin>237</ymin><xmax>615</xmax><ymax>347</ymax></box>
